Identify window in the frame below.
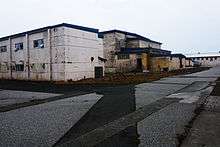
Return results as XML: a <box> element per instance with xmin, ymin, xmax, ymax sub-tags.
<box><xmin>215</xmin><ymin>57</ymin><xmax>218</xmax><ymax>60</ymax></box>
<box><xmin>201</xmin><ymin>58</ymin><xmax>204</xmax><ymax>60</ymax></box>
<box><xmin>210</xmin><ymin>57</ymin><xmax>213</xmax><ymax>61</ymax></box>
<box><xmin>118</xmin><ymin>54</ymin><xmax>129</xmax><ymax>60</ymax></box>
<box><xmin>192</xmin><ymin>58</ymin><xmax>195</xmax><ymax>60</ymax></box>
<box><xmin>30</xmin><ymin>63</ymin><xmax>46</xmax><ymax>73</ymax></box>
<box><xmin>15</xmin><ymin>64</ymin><xmax>24</xmax><ymax>71</ymax></box>
<box><xmin>206</xmin><ymin>57</ymin><xmax>209</xmax><ymax>60</ymax></box>
<box><xmin>33</xmin><ymin>39</ymin><xmax>44</xmax><ymax>48</ymax></box>
<box><xmin>0</xmin><ymin>46</ymin><xmax>7</xmax><ymax>53</ymax></box>
<box><xmin>15</xmin><ymin>43</ymin><xmax>23</xmax><ymax>51</ymax></box>
<box><xmin>197</xmin><ymin>57</ymin><xmax>200</xmax><ymax>60</ymax></box>
<box><xmin>0</xmin><ymin>62</ymin><xmax>8</xmax><ymax>72</ymax></box>
<box><xmin>11</xmin><ymin>64</ymin><xmax>16</xmax><ymax>71</ymax></box>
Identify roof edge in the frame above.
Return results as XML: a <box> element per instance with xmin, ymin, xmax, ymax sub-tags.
<box><xmin>100</xmin><ymin>29</ymin><xmax>162</xmax><ymax>45</ymax></box>
<box><xmin>0</xmin><ymin>23</ymin><xmax>99</xmax><ymax>41</ymax></box>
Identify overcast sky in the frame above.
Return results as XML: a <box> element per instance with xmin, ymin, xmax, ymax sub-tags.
<box><xmin>0</xmin><ymin>0</ymin><xmax>220</xmax><ymax>54</ymax></box>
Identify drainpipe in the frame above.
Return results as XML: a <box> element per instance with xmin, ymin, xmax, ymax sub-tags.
<box><xmin>26</xmin><ymin>34</ymin><xmax>30</xmax><ymax>80</ymax></box>
<box><xmin>9</xmin><ymin>37</ymin><xmax>12</xmax><ymax>79</ymax></box>
<box><xmin>48</xmin><ymin>29</ymin><xmax>52</xmax><ymax>81</ymax></box>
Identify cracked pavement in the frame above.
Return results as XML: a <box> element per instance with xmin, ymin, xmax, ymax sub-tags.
<box><xmin>1</xmin><ymin>66</ymin><xmax>220</xmax><ymax>147</ymax></box>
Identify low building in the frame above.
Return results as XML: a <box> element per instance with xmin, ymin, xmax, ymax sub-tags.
<box><xmin>169</xmin><ymin>54</ymin><xmax>186</xmax><ymax>71</ymax></box>
<box><xmin>116</xmin><ymin>48</ymin><xmax>171</xmax><ymax>73</ymax></box>
<box><xmin>186</xmin><ymin>52</ymin><xmax>220</xmax><ymax>67</ymax></box>
<box><xmin>185</xmin><ymin>58</ymin><xmax>194</xmax><ymax>67</ymax></box>
<box><xmin>0</xmin><ymin>23</ymin><xmax>104</xmax><ymax>81</ymax></box>
<box><xmin>150</xmin><ymin>55</ymin><xmax>170</xmax><ymax>72</ymax></box>
<box><xmin>101</xmin><ymin>30</ymin><xmax>171</xmax><ymax>73</ymax></box>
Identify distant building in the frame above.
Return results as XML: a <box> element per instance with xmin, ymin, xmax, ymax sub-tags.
<box><xmin>101</xmin><ymin>30</ymin><xmax>171</xmax><ymax>73</ymax></box>
<box><xmin>186</xmin><ymin>52</ymin><xmax>220</xmax><ymax>67</ymax></box>
<box><xmin>0</xmin><ymin>23</ymin><xmax>104</xmax><ymax>81</ymax></box>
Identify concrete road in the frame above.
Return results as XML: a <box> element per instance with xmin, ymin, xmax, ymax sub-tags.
<box><xmin>0</xmin><ymin>90</ymin><xmax>61</xmax><ymax>107</ymax></box>
<box><xmin>181</xmin><ymin>77</ymin><xmax>220</xmax><ymax>147</ymax></box>
<box><xmin>0</xmin><ymin>93</ymin><xmax>103</xmax><ymax>147</ymax></box>
<box><xmin>0</xmin><ymin>66</ymin><xmax>220</xmax><ymax>147</ymax></box>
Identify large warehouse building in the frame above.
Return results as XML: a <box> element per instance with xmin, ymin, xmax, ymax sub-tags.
<box><xmin>0</xmin><ymin>23</ymin><xmax>104</xmax><ymax>81</ymax></box>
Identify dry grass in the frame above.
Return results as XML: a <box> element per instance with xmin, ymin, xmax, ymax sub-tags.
<box><xmin>55</xmin><ymin>67</ymin><xmax>210</xmax><ymax>85</ymax></box>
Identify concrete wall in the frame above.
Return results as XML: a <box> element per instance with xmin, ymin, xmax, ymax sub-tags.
<box><xmin>141</xmin><ymin>53</ymin><xmax>149</xmax><ymax>71</ymax></box>
<box><xmin>29</xmin><ymin>30</ymin><xmax>52</xmax><ymax>81</ymax></box>
<box><xmin>0</xmin><ymin>26</ymin><xmax>104</xmax><ymax>81</ymax></box>
<box><xmin>50</xmin><ymin>27</ymin><xmax>65</xmax><ymax>81</ymax></box>
<box><xmin>182</xmin><ymin>58</ymin><xmax>186</xmax><ymax>68</ymax></box>
<box><xmin>126</xmin><ymin>40</ymin><xmax>161</xmax><ymax>49</ymax></box>
<box><xmin>103</xmin><ymin>32</ymin><xmax>126</xmax><ymax>73</ymax></box>
<box><xmin>185</xmin><ymin>59</ymin><xmax>193</xmax><ymax>67</ymax></box>
<box><xmin>139</xmin><ymin>40</ymin><xmax>161</xmax><ymax>49</ymax></box>
<box><xmin>63</xmin><ymin>27</ymin><xmax>104</xmax><ymax>81</ymax></box>
<box><xmin>0</xmin><ymin>27</ymin><xmax>65</xmax><ymax>81</ymax></box>
<box><xmin>11</xmin><ymin>36</ymin><xmax>28</xmax><ymax>80</ymax></box>
<box><xmin>115</xmin><ymin>54</ymin><xmax>137</xmax><ymax>73</ymax></box>
<box><xmin>150</xmin><ymin>57</ymin><xmax>170</xmax><ymax>72</ymax></box>
<box><xmin>103</xmin><ymin>32</ymin><xmax>162</xmax><ymax>73</ymax></box>
<box><xmin>126</xmin><ymin>40</ymin><xmax>139</xmax><ymax>48</ymax></box>
<box><xmin>169</xmin><ymin>57</ymin><xmax>186</xmax><ymax>71</ymax></box>
<box><xmin>0</xmin><ymin>40</ymin><xmax>10</xmax><ymax>79</ymax></box>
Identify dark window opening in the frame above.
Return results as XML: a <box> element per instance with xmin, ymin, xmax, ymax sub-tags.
<box><xmin>95</xmin><ymin>67</ymin><xmax>103</xmax><ymax>78</ymax></box>
<box><xmin>15</xmin><ymin>64</ymin><xmax>24</xmax><ymax>71</ymax></box>
<box><xmin>206</xmin><ymin>57</ymin><xmax>209</xmax><ymax>60</ymax></box>
<box><xmin>0</xmin><ymin>46</ymin><xmax>7</xmax><ymax>52</ymax></box>
<box><xmin>163</xmin><ymin>68</ymin><xmax>169</xmax><ymax>72</ymax></box>
<box><xmin>118</xmin><ymin>54</ymin><xmax>129</xmax><ymax>60</ymax></box>
<box><xmin>42</xmin><ymin>63</ymin><xmax>46</xmax><ymax>69</ymax></box>
<box><xmin>215</xmin><ymin>57</ymin><xmax>217</xmax><ymax>60</ymax></box>
<box><xmin>136</xmin><ymin>58</ymin><xmax>143</xmax><ymax>71</ymax></box>
<box><xmin>15</xmin><ymin>43</ymin><xmax>23</xmax><ymax>51</ymax></box>
<box><xmin>33</xmin><ymin>39</ymin><xmax>44</xmax><ymax>48</ymax></box>
<box><xmin>91</xmin><ymin>57</ymin><xmax>94</xmax><ymax>62</ymax></box>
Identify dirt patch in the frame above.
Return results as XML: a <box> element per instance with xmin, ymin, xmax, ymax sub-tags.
<box><xmin>56</xmin><ymin>67</ymin><xmax>210</xmax><ymax>85</ymax></box>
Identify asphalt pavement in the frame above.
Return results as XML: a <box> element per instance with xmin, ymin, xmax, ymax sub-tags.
<box><xmin>0</xmin><ymin>66</ymin><xmax>220</xmax><ymax>147</ymax></box>
<box><xmin>181</xmin><ymin>78</ymin><xmax>220</xmax><ymax>147</ymax></box>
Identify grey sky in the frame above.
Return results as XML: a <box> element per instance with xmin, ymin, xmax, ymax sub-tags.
<box><xmin>1</xmin><ymin>0</ymin><xmax>220</xmax><ymax>54</ymax></box>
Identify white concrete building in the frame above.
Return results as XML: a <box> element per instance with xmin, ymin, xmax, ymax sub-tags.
<box><xmin>186</xmin><ymin>52</ymin><xmax>220</xmax><ymax>67</ymax></box>
<box><xmin>0</xmin><ymin>23</ymin><xmax>104</xmax><ymax>81</ymax></box>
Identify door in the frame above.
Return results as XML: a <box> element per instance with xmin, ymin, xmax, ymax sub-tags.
<box><xmin>180</xmin><ymin>58</ymin><xmax>183</xmax><ymax>68</ymax></box>
<box><xmin>136</xmin><ymin>58</ymin><xmax>143</xmax><ymax>72</ymax></box>
<box><xmin>95</xmin><ymin>67</ymin><xmax>103</xmax><ymax>78</ymax></box>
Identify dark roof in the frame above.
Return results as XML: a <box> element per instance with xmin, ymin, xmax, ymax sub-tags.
<box><xmin>171</xmin><ymin>54</ymin><xmax>186</xmax><ymax>58</ymax></box>
<box><xmin>0</xmin><ymin>23</ymin><xmax>100</xmax><ymax>41</ymax></box>
<box><xmin>117</xmin><ymin>48</ymin><xmax>149</xmax><ymax>54</ymax></box>
<box><xmin>117</xmin><ymin>47</ymin><xmax>171</xmax><ymax>56</ymax></box>
<box><xmin>100</xmin><ymin>29</ymin><xmax>162</xmax><ymax>45</ymax></box>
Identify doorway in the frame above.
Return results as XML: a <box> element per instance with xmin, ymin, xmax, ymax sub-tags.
<box><xmin>136</xmin><ymin>58</ymin><xmax>143</xmax><ymax>72</ymax></box>
<box><xmin>95</xmin><ymin>66</ymin><xmax>103</xmax><ymax>78</ymax></box>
